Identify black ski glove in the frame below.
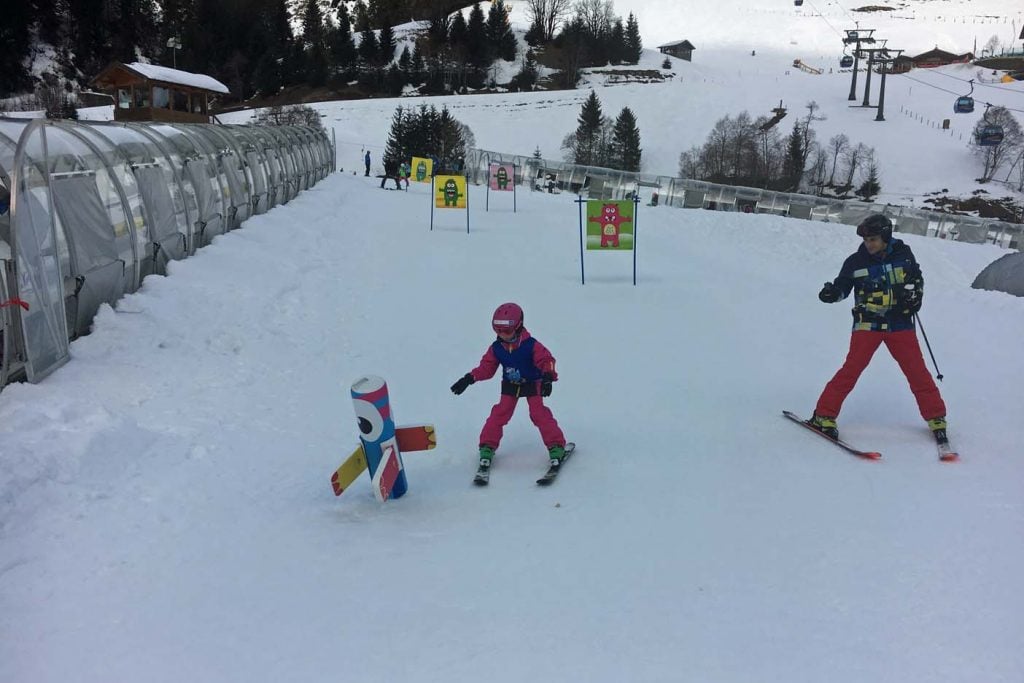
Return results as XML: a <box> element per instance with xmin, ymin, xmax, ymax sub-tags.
<box><xmin>818</xmin><ymin>281</ymin><xmax>842</xmax><ymax>303</ymax></box>
<box><xmin>450</xmin><ymin>373</ymin><xmax>475</xmax><ymax>395</ymax></box>
<box><xmin>898</xmin><ymin>283</ymin><xmax>922</xmax><ymax>314</ymax></box>
<box><xmin>540</xmin><ymin>372</ymin><xmax>555</xmax><ymax>397</ymax></box>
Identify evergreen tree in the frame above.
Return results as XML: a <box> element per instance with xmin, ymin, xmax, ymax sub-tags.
<box><xmin>624</xmin><ymin>12</ymin><xmax>642</xmax><ymax>64</ymax></box>
<box><xmin>330</xmin><ymin>4</ymin><xmax>358</xmax><ymax>73</ymax></box>
<box><xmin>525</xmin><ymin>17</ymin><xmax>545</xmax><ymax>47</ymax></box>
<box><xmin>358</xmin><ymin>27</ymin><xmax>379</xmax><ymax>65</ymax></box>
<box><xmin>465</xmin><ymin>5</ymin><xmax>488</xmax><ymax>70</ymax></box>
<box><xmin>353</xmin><ymin>1</ymin><xmax>371</xmax><ymax>32</ymax></box>
<box><xmin>609</xmin><ymin>19</ymin><xmax>625</xmax><ymax>65</ymax></box>
<box><xmin>378</xmin><ymin>24</ymin><xmax>396</xmax><ymax>66</ymax></box>
<box><xmin>384</xmin><ymin>63</ymin><xmax>406</xmax><ymax>95</ymax></box>
<box><xmin>409</xmin><ymin>46</ymin><xmax>425</xmax><ymax>86</ymax></box>
<box><xmin>569</xmin><ymin>90</ymin><xmax>604</xmax><ymax>165</ymax></box>
<box><xmin>398</xmin><ymin>45</ymin><xmax>411</xmax><ymax>72</ymax></box>
<box><xmin>782</xmin><ymin>123</ymin><xmax>807</xmax><ymax>191</ymax></box>
<box><xmin>0</xmin><ymin>0</ymin><xmax>33</xmax><ymax>95</ymax></box>
<box><xmin>611</xmin><ymin>107</ymin><xmax>642</xmax><ymax>172</ymax></box>
<box><xmin>302</xmin><ymin>0</ymin><xmax>328</xmax><ymax>85</ymax></box>
<box><xmin>857</xmin><ymin>162</ymin><xmax>881</xmax><ymax>200</ymax></box>
<box><xmin>510</xmin><ymin>48</ymin><xmax>539</xmax><ymax>91</ymax></box>
<box><xmin>486</xmin><ymin>0</ymin><xmax>517</xmax><ymax>62</ymax></box>
<box><xmin>449</xmin><ymin>11</ymin><xmax>469</xmax><ymax>54</ymax></box>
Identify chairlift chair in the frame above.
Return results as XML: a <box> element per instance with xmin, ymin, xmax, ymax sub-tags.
<box><xmin>953</xmin><ymin>96</ymin><xmax>974</xmax><ymax>113</ymax></box>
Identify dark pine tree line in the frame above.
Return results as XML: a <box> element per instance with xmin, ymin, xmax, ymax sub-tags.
<box><xmin>2</xmin><ymin>0</ymin><xmax>647</xmax><ymax>106</ymax></box>
<box><xmin>382</xmin><ymin>104</ymin><xmax>474</xmax><ymax>173</ymax></box>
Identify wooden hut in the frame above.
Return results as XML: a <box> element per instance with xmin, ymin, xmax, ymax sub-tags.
<box><xmin>90</xmin><ymin>62</ymin><xmax>230</xmax><ymax>123</ymax></box>
<box><xmin>657</xmin><ymin>40</ymin><xmax>696</xmax><ymax>62</ymax></box>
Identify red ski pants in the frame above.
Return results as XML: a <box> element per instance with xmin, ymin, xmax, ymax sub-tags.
<box><xmin>479</xmin><ymin>394</ymin><xmax>565</xmax><ymax>449</ymax></box>
<box><xmin>815</xmin><ymin>330</ymin><xmax>946</xmax><ymax>420</ymax></box>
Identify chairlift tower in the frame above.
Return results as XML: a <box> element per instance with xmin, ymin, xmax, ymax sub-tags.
<box><xmin>857</xmin><ymin>42</ymin><xmax>888</xmax><ymax>107</ymax></box>
<box><xmin>844</xmin><ymin>27</ymin><xmax>876</xmax><ymax>101</ymax></box>
<box><xmin>874</xmin><ymin>49</ymin><xmax>903</xmax><ymax>122</ymax></box>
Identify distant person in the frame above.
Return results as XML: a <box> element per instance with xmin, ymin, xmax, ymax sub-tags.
<box><xmin>449</xmin><ymin>302</ymin><xmax>568</xmax><ymax>474</ymax></box>
<box><xmin>379</xmin><ymin>157</ymin><xmax>401</xmax><ymax>190</ymax></box>
<box><xmin>810</xmin><ymin>214</ymin><xmax>951</xmax><ymax>451</ymax></box>
<box><xmin>364</xmin><ymin>150</ymin><xmax>371</xmax><ymax>177</ymax></box>
<box><xmin>399</xmin><ymin>161</ymin><xmax>410</xmax><ymax>189</ymax></box>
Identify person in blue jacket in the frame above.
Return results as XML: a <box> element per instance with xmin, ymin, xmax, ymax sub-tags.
<box><xmin>364</xmin><ymin>150</ymin><xmax>371</xmax><ymax>177</ymax></box>
<box><xmin>810</xmin><ymin>214</ymin><xmax>949</xmax><ymax>446</ymax></box>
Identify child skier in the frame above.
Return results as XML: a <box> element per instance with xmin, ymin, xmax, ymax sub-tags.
<box><xmin>811</xmin><ymin>214</ymin><xmax>950</xmax><ymax>448</ymax></box>
<box><xmin>450</xmin><ymin>303</ymin><xmax>568</xmax><ymax>474</ymax></box>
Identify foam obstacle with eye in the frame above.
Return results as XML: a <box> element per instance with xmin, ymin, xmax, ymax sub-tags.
<box><xmin>330</xmin><ymin>376</ymin><xmax>436</xmax><ymax>501</ymax></box>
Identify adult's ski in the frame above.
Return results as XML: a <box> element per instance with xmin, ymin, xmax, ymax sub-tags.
<box><xmin>782</xmin><ymin>411</ymin><xmax>881</xmax><ymax>460</ymax></box>
<box><xmin>536</xmin><ymin>442</ymin><xmax>576</xmax><ymax>486</ymax></box>
<box><xmin>936</xmin><ymin>440</ymin><xmax>960</xmax><ymax>462</ymax></box>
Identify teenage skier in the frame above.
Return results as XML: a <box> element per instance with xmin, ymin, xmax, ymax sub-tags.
<box><xmin>810</xmin><ymin>214</ymin><xmax>949</xmax><ymax>446</ymax></box>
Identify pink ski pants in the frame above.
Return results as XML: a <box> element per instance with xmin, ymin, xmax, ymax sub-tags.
<box><xmin>479</xmin><ymin>394</ymin><xmax>565</xmax><ymax>449</ymax></box>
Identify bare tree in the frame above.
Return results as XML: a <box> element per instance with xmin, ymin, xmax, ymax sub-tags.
<box><xmin>799</xmin><ymin>100</ymin><xmax>825</xmax><ymax>172</ymax></box>
<box><xmin>840</xmin><ymin>143</ymin><xmax>870</xmax><ymax>194</ymax></box>
<box><xmin>525</xmin><ymin>0</ymin><xmax>573</xmax><ymax>41</ymax></box>
<box><xmin>574</xmin><ymin>0</ymin><xmax>615</xmax><ymax>37</ymax></box>
<box><xmin>971</xmin><ymin>106</ymin><xmax>1023</xmax><ymax>182</ymax></box>
<box><xmin>826</xmin><ymin>133</ymin><xmax>850</xmax><ymax>186</ymax></box>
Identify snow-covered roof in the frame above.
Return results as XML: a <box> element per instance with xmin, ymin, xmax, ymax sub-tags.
<box><xmin>657</xmin><ymin>40</ymin><xmax>695</xmax><ymax>50</ymax></box>
<box><xmin>122</xmin><ymin>62</ymin><xmax>230</xmax><ymax>94</ymax></box>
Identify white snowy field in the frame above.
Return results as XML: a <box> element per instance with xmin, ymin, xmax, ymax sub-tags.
<box><xmin>3</xmin><ymin>0</ymin><xmax>1024</xmax><ymax>680</ymax></box>
<box><xmin>1</xmin><ymin>171</ymin><xmax>1022</xmax><ymax>682</ymax></box>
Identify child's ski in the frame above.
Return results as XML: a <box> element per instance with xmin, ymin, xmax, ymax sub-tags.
<box><xmin>473</xmin><ymin>459</ymin><xmax>492</xmax><ymax>486</ymax></box>
<box><xmin>536</xmin><ymin>442</ymin><xmax>576</xmax><ymax>486</ymax></box>
<box><xmin>782</xmin><ymin>411</ymin><xmax>881</xmax><ymax>460</ymax></box>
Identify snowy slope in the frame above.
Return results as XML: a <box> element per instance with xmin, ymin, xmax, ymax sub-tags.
<box><xmin>1</xmin><ymin>173</ymin><xmax>1022</xmax><ymax>683</ymax></box>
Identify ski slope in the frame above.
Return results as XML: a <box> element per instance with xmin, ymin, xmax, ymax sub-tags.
<box><xmin>1</xmin><ymin>173</ymin><xmax>1022</xmax><ymax>682</ymax></box>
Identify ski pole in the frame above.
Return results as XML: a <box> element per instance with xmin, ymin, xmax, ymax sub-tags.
<box><xmin>915</xmin><ymin>314</ymin><xmax>943</xmax><ymax>381</ymax></box>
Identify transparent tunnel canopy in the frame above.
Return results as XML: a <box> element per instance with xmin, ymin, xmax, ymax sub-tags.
<box><xmin>0</xmin><ymin>117</ymin><xmax>333</xmax><ymax>389</ymax></box>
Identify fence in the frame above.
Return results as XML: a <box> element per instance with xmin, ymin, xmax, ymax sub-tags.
<box><xmin>465</xmin><ymin>148</ymin><xmax>1023</xmax><ymax>250</ymax></box>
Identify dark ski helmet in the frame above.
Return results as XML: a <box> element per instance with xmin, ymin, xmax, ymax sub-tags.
<box><xmin>491</xmin><ymin>302</ymin><xmax>524</xmax><ymax>336</ymax></box>
<box><xmin>856</xmin><ymin>214</ymin><xmax>893</xmax><ymax>242</ymax></box>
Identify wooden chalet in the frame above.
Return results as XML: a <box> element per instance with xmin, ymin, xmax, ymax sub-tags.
<box><xmin>657</xmin><ymin>40</ymin><xmax>696</xmax><ymax>62</ymax></box>
<box><xmin>90</xmin><ymin>62</ymin><xmax>230</xmax><ymax>123</ymax></box>
<box><xmin>911</xmin><ymin>47</ymin><xmax>973</xmax><ymax>69</ymax></box>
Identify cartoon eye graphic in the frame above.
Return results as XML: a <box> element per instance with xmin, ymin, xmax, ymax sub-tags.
<box><xmin>352</xmin><ymin>399</ymin><xmax>384</xmax><ymax>441</ymax></box>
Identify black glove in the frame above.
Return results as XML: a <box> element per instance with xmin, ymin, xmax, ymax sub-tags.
<box><xmin>818</xmin><ymin>281</ymin><xmax>841</xmax><ymax>303</ymax></box>
<box><xmin>898</xmin><ymin>283</ymin><xmax>922</xmax><ymax>314</ymax></box>
<box><xmin>540</xmin><ymin>372</ymin><xmax>554</xmax><ymax>398</ymax></box>
<box><xmin>450</xmin><ymin>373</ymin><xmax>474</xmax><ymax>395</ymax></box>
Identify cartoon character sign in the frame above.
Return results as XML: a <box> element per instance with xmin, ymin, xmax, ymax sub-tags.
<box><xmin>411</xmin><ymin>156</ymin><xmax>433</xmax><ymax>183</ymax></box>
<box><xmin>489</xmin><ymin>163</ymin><xmax>514</xmax><ymax>191</ymax></box>
<box><xmin>586</xmin><ymin>200</ymin><xmax>634</xmax><ymax>250</ymax></box>
<box><xmin>435</xmin><ymin>175</ymin><xmax>467</xmax><ymax>209</ymax></box>
<box><xmin>330</xmin><ymin>376</ymin><xmax>436</xmax><ymax>502</ymax></box>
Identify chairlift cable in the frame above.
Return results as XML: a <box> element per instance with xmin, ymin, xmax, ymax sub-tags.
<box><xmin>892</xmin><ymin>72</ymin><xmax>1024</xmax><ymax>114</ymax></box>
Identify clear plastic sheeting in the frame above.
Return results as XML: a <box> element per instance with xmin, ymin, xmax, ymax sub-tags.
<box><xmin>0</xmin><ymin>117</ymin><xmax>333</xmax><ymax>390</ymax></box>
